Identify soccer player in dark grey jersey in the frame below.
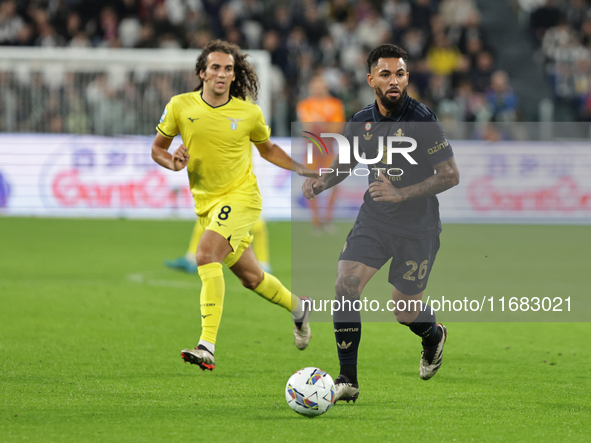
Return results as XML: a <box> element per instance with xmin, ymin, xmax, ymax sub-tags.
<box><xmin>302</xmin><ymin>44</ymin><xmax>460</xmax><ymax>402</ymax></box>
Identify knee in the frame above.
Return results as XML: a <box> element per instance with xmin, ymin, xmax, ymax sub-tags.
<box><xmin>334</xmin><ymin>274</ymin><xmax>360</xmax><ymax>301</ymax></box>
<box><xmin>196</xmin><ymin>251</ymin><xmax>216</xmax><ymax>267</ymax></box>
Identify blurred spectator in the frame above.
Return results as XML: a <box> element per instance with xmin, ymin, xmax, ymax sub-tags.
<box><xmin>530</xmin><ymin>0</ymin><xmax>561</xmax><ymax>43</ymax></box>
<box><xmin>402</xmin><ymin>27</ymin><xmax>425</xmax><ymax>61</ymax></box>
<box><xmin>426</xmin><ymin>32</ymin><xmax>462</xmax><ymax>76</ymax></box>
<box><xmin>188</xmin><ymin>29</ymin><xmax>214</xmax><ymax>49</ymax></box>
<box><xmin>356</xmin><ymin>8</ymin><xmax>391</xmax><ymax>49</ymax></box>
<box><xmin>119</xmin><ymin>17</ymin><xmax>142</xmax><ymax>48</ymax></box>
<box><xmin>579</xmin><ymin>92</ymin><xmax>591</xmax><ymax>121</ymax></box>
<box><xmin>383</xmin><ymin>0</ymin><xmax>412</xmax><ymax>23</ymax></box>
<box><xmin>485</xmin><ymin>70</ymin><xmax>518</xmax><ymax>121</ymax></box>
<box><xmin>36</xmin><ymin>21</ymin><xmax>65</xmax><ymax>47</ymax></box>
<box><xmin>451</xmin><ymin>54</ymin><xmax>472</xmax><ymax>90</ymax></box>
<box><xmin>0</xmin><ymin>72</ymin><xmax>17</xmax><ymax>131</ymax></box>
<box><xmin>202</xmin><ymin>0</ymin><xmax>225</xmax><ymax>39</ymax></box>
<box><xmin>439</xmin><ymin>0</ymin><xmax>480</xmax><ymax>28</ymax></box>
<box><xmin>581</xmin><ymin>18</ymin><xmax>591</xmax><ymax>46</ymax></box>
<box><xmin>392</xmin><ymin>10</ymin><xmax>413</xmax><ymax>43</ymax></box>
<box><xmin>136</xmin><ymin>23</ymin><xmax>157</xmax><ymax>48</ymax></box>
<box><xmin>65</xmin><ymin>92</ymin><xmax>89</xmax><ymax>134</ymax></box>
<box><xmin>425</xmin><ymin>74</ymin><xmax>451</xmax><ymax>104</ymax></box>
<box><xmin>97</xmin><ymin>6</ymin><xmax>119</xmax><ymax>47</ymax></box>
<box><xmin>542</xmin><ymin>17</ymin><xmax>575</xmax><ymax>63</ymax></box>
<box><xmin>303</xmin><ymin>3</ymin><xmax>327</xmax><ymax>47</ymax></box>
<box><xmin>267</xmin><ymin>5</ymin><xmax>293</xmax><ymax>37</ymax></box>
<box><xmin>153</xmin><ymin>2</ymin><xmax>181</xmax><ymax>47</ymax></box>
<box><xmin>565</xmin><ymin>0</ymin><xmax>588</xmax><ymax>31</ymax></box>
<box><xmin>457</xmin><ymin>11</ymin><xmax>487</xmax><ymax>54</ymax></box>
<box><xmin>471</xmin><ymin>50</ymin><xmax>495</xmax><ymax>92</ymax></box>
<box><xmin>329</xmin><ymin>0</ymin><xmax>353</xmax><ymax>23</ymax></box>
<box><xmin>14</xmin><ymin>22</ymin><xmax>35</xmax><ymax>46</ymax></box>
<box><xmin>296</xmin><ymin>74</ymin><xmax>345</xmax><ymax>233</ymax></box>
<box><xmin>514</xmin><ymin>0</ymin><xmax>591</xmax><ymax>119</ymax></box>
<box><xmin>63</xmin><ymin>12</ymin><xmax>83</xmax><ymax>41</ymax></box>
<box><xmin>69</xmin><ymin>30</ymin><xmax>91</xmax><ymax>47</ymax></box>
<box><xmin>0</xmin><ymin>0</ymin><xmax>23</xmax><ymax>45</ymax></box>
<box><xmin>411</xmin><ymin>0</ymin><xmax>433</xmax><ymax>32</ymax></box>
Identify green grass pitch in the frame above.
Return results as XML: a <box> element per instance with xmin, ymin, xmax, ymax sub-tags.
<box><xmin>1</xmin><ymin>217</ymin><xmax>590</xmax><ymax>442</ymax></box>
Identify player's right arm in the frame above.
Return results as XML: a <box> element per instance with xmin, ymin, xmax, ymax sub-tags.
<box><xmin>302</xmin><ymin>151</ymin><xmax>358</xmax><ymax>200</ymax></box>
<box><xmin>151</xmin><ymin>98</ymin><xmax>189</xmax><ymax>171</ymax></box>
<box><xmin>151</xmin><ymin>133</ymin><xmax>190</xmax><ymax>171</ymax></box>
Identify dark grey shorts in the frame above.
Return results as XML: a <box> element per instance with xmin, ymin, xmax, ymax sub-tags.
<box><xmin>339</xmin><ymin>220</ymin><xmax>441</xmax><ymax>295</ymax></box>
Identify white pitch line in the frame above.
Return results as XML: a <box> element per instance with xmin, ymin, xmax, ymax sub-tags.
<box><xmin>126</xmin><ymin>271</ymin><xmax>200</xmax><ymax>289</ymax></box>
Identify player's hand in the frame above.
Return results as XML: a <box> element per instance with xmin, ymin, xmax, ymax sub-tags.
<box><xmin>302</xmin><ymin>177</ymin><xmax>326</xmax><ymax>200</ymax></box>
<box><xmin>294</xmin><ymin>164</ymin><xmax>320</xmax><ymax>178</ymax></box>
<box><xmin>369</xmin><ymin>171</ymin><xmax>405</xmax><ymax>203</ymax></box>
<box><xmin>172</xmin><ymin>144</ymin><xmax>190</xmax><ymax>171</ymax></box>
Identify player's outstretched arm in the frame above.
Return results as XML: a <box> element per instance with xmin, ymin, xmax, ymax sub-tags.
<box><xmin>151</xmin><ymin>133</ymin><xmax>190</xmax><ymax>171</ymax></box>
<box><xmin>369</xmin><ymin>157</ymin><xmax>460</xmax><ymax>203</ymax></box>
<box><xmin>254</xmin><ymin>139</ymin><xmax>317</xmax><ymax>177</ymax></box>
<box><xmin>302</xmin><ymin>152</ymin><xmax>359</xmax><ymax>200</ymax></box>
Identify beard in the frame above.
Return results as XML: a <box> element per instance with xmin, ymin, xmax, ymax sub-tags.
<box><xmin>375</xmin><ymin>85</ymin><xmax>407</xmax><ymax>115</ymax></box>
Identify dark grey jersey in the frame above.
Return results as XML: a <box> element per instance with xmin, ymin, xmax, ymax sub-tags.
<box><xmin>344</xmin><ymin>95</ymin><xmax>454</xmax><ymax>238</ymax></box>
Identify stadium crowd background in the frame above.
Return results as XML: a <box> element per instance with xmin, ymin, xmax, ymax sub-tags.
<box><xmin>0</xmin><ymin>0</ymin><xmax>590</xmax><ymax>136</ymax></box>
<box><xmin>522</xmin><ymin>0</ymin><xmax>591</xmax><ymax>122</ymax></box>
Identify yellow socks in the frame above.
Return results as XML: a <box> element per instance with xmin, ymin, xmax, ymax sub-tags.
<box><xmin>253</xmin><ymin>271</ymin><xmax>299</xmax><ymax>314</ymax></box>
<box><xmin>197</xmin><ymin>262</ymin><xmax>225</xmax><ymax>344</ymax></box>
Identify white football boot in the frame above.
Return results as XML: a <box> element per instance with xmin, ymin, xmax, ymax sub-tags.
<box><xmin>293</xmin><ymin>296</ymin><xmax>312</xmax><ymax>350</ymax></box>
<box><xmin>420</xmin><ymin>324</ymin><xmax>448</xmax><ymax>380</ymax></box>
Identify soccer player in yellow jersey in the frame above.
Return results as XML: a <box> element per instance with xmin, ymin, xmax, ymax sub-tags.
<box><xmin>151</xmin><ymin>40</ymin><xmax>315</xmax><ymax>371</ymax></box>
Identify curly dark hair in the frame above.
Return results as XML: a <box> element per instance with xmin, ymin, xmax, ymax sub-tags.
<box><xmin>194</xmin><ymin>40</ymin><xmax>260</xmax><ymax>101</ymax></box>
<box><xmin>367</xmin><ymin>44</ymin><xmax>408</xmax><ymax>73</ymax></box>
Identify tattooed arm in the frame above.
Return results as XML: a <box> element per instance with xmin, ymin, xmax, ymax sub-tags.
<box><xmin>368</xmin><ymin>157</ymin><xmax>460</xmax><ymax>203</ymax></box>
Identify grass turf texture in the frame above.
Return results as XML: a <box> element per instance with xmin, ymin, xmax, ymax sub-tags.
<box><xmin>0</xmin><ymin>218</ymin><xmax>589</xmax><ymax>442</ymax></box>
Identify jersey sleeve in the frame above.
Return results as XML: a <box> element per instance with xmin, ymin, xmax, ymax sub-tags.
<box><xmin>250</xmin><ymin>105</ymin><xmax>271</xmax><ymax>143</ymax></box>
<box><xmin>416</xmin><ymin>117</ymin><xmax>454</xmax><ymax>166</ymax></box>
<box><xmin>156</xmin><ymin>98</ymin><xmax>179</xmax><ymax>139</ymax></box>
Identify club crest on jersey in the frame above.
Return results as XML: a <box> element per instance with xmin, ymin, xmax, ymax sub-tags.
<box><xmin>226</xmin><ymin>117</ymin><xmax>243</xmax><ymax>130</ymax></box>
<box><xmin>159</xmin><ymin>108</ymin><xmax>167</xmax><ymax>123</ymax></box>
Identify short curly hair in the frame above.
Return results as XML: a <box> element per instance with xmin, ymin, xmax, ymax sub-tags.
<box><xmin>367</xmin><ymin>44</ymin><xmax>408</xmax><ymax>73</ymax></box>
<box><xmin>195</xmin><ymin>40</ymin><xmax>260</xmax><ymax>101</ymax></box>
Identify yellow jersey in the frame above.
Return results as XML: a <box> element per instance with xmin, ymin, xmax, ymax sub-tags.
<box><xmin>156</xmin><ymin>91</ymin><xmax>271</xmax><ymax>215</ymax></box>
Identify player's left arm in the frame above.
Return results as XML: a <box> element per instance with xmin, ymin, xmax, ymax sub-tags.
<box><xmin>254</xmin><ymin>139</ymin><xmax>318</xmax><ymax>177</ymax></box>
<box><xmin>369</xmin><ymin>156</ymin><xmax>460</xmax><ymax>203</ymax></box>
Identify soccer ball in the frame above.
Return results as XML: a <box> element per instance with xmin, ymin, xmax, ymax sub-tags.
<box><xmin>285</xmin><ymin>367</ymin><xmax>335</xmax><ymax>417</ymax></box>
